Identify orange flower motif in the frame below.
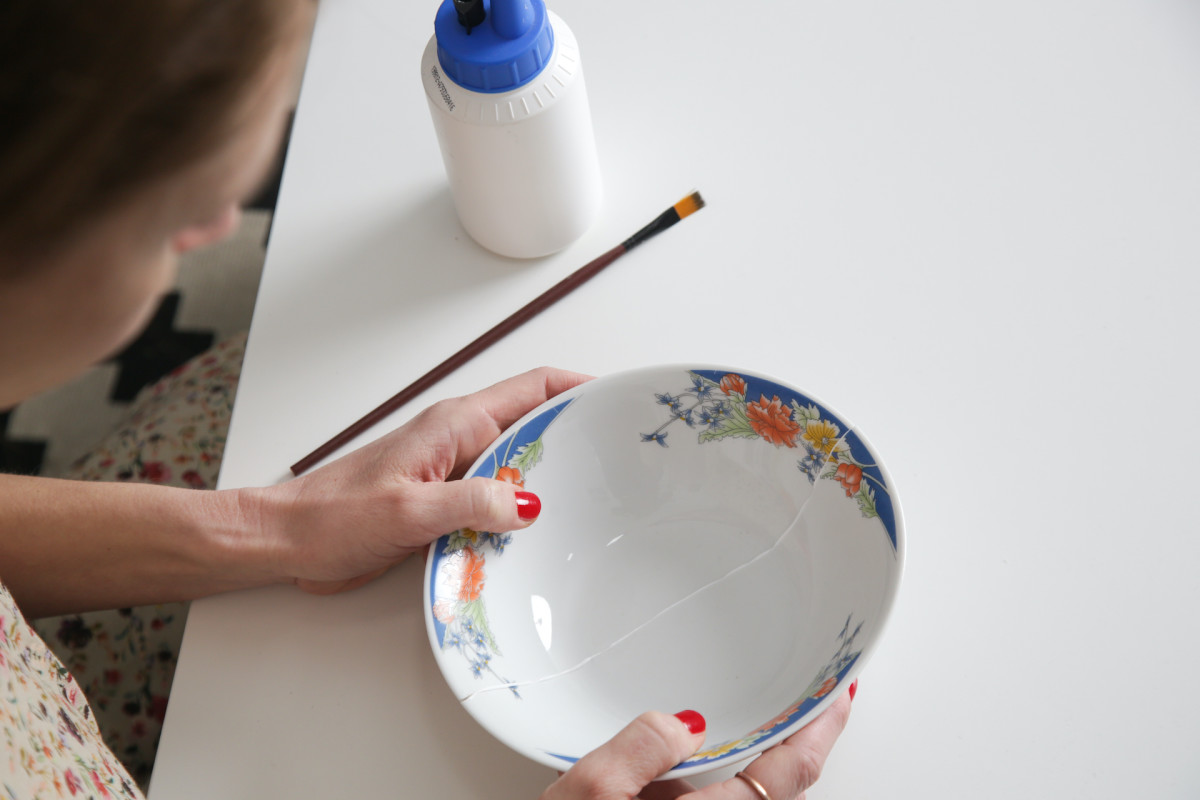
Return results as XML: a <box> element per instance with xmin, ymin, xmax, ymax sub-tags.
<box><xmin>691</xmin><ymin>738</ymin><xmax>747</xmax><ymax>760</ymax></box>
<box><xmin>458</xmin><ymin>546</ymin><xmax>486</xmax><ymax>602</ymax></box>
<box><xmin>811</xmin><ymin>677</ymin><xmax>838</xmax><ymax>699</ymax></box>
<box><xmin>746</xmin><ymin>394</ymin><xmax>801</xmax><ymax>447</ymax></box>
<box><xmin>834</xmin><ymin>462</ymin><xmax>863</xmax><ymax>497</ymax></box>
<box><xmin>433</xmin><ymin>600</ymin><xmax>456</xmax><ymax>623</ymax></box>
<box><xmin>752</xmin><ymin>700</ymin><xmax>804</xmax><ymax>734</ymax></box>
<box><xmin>719</xmin><ymin>373</ymin><xmax>747</xmax><ymax>396</ymax></box>
<box><xmin>495</xmin><ymin>465</ymin><xmax>524</xmax><ymax>487</ymax></box>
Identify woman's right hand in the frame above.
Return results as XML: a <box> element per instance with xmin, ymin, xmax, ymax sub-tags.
<box><xmin>541</xmin><ymin>688</ymin><xmax>853</xmax><ymax>800</ymax></box>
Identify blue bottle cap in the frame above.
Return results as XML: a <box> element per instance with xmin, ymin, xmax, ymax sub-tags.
<box><xmin>435</xmin><ymin>0</ymin><xmax>555</xmax><ymax>94</ymax></box>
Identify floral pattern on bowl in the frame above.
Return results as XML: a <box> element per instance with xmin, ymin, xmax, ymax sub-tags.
<box><xmin>642</xmin><ymin>370</ymin><xmax>897</xmax><ymax>551</ymax></box>
<box><xmin>428</xmin><ymin>398</ymin><xmax>574</xmax><ymax>697</ymax></box>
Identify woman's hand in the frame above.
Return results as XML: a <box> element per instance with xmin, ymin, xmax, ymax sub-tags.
<box><xmin>0</xmin><ymin>367</ymin><xmax>588</xmax><ymax>617</ymax></box>
<box><xmin>543</xmin><ymin>688</ymin><xmax>853</xmax><ymax>800</ymax></box>
<box><xmin>250</xmin><ymin>367</ymin><xmax>590</xmax><ymax>594</ymax></box>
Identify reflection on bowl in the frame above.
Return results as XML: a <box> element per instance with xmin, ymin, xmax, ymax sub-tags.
<box><xmin>424</xmin><ymin>365</ymin><xmax>904</xmax><ymax>779</ymax></box>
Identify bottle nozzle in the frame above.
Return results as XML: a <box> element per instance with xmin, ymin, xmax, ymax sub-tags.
<box><xmin>490</xmin><ymin>0</ymin><xmax>536</xmax><ymax>40</ymax></box>
<box><xmin>453</xmin><ymin>0</ymin><xmax>485</xmax><ymax>33</ymax></box>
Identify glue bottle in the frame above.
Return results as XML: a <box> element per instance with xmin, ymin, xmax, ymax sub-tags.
<box><xmin>421</xmin><ymin>0</ymin><xmax>602</xmax><ymax>259</ymax></box>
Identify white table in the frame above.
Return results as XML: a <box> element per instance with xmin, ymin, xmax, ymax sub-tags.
<box><xmin>149</xmin><ymin>0</ymin><xmax>1200</xmax><ymax>796</ymax></box>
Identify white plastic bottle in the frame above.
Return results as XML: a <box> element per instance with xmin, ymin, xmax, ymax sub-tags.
<box><xmin>421</xmin><ymin>0</ymin><xmax>602</xmax><ymax>259</ymax></box>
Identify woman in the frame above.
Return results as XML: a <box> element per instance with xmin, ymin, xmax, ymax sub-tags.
<box><xmin>0</xmin><ymin>2</ymin><xmax>851</xmax><ymax>798</ymax></box>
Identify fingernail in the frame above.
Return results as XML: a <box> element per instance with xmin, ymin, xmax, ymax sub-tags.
<box><xmin>849</xmin><ymin>679</ymin><xmax>859</xmax><ymax>702</ymax></box>
<box><xmin>515</xmin><ymin>491</ymin><xmax>541</xmax><ymax>521</ymax></box>
<box><xmin>674</xmin><ymin>710</ymin><xmax>706</xmax><ymax>734</ymax></box>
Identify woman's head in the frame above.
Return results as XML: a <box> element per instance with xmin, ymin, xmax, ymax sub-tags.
<box><xmin>0</xmin><ymin>0</ymin><xmax>312</xmax><ymax>407</ymax></box>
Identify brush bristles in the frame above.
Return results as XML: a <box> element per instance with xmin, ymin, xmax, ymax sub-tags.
<box><xmin>621</xmin><ymin>190</ymin><xmax>707</xmax><ymax>251</ymax></box>
<box><xmin>673</xmin><ymin>191</ymin><xmax>705</xmax><ymax>220</ymax></box>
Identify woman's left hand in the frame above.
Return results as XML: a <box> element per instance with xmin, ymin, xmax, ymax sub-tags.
<box><xmin>542</xmin><ymin>688</ymin><xmax>854</xmax><ymax>800</ymax></box>
<box><xmin>246</xmin><ymin>366</ymin><xmax>590</xmax><ymax>594</ymax></box>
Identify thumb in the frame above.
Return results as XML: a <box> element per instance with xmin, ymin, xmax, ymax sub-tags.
<box><xmin>541</xmin><ymin>711</ymin><xmax>706</xmax><ymax>800</ymax></box>
<box><xmin>411</xmin><ymin>477</ymin><xmax>541</xmax><ymax>539</ymax></box>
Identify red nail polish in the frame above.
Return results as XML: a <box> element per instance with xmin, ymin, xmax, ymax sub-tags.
<box><xmin>674</xmin><ymin>710</ymin><xmax>706</xmax><ymax>734</ymax></box>
<box><xmin>515</xmin><ymin>491</ymin><xmax>541</xmax><ymax>520</ymax></box>
<box><xmin>849</xmin><ymin>679</ymin><xmax>859</xmax><ymax>701</ymax></box>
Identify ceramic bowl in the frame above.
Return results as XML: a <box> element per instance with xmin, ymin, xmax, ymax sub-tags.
<box><xmin>424</xmin><ymin>365</ymin><xmax>903</xmax><ymax>778</ymax></box>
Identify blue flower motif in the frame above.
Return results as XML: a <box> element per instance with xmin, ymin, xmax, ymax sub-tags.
<box><xmin>446</xmin><ymin>633</ymin><xmax>463</xmax><ymax>650</ymax></box>
<box><xmin>486</xmin><ymin>532</ymin><xmax>513</xmax><ymax>554</ymax></box>
<box><xmin>698</xmin><ymin>404</ymin><xmax>727</xmax><ymax>428</ymax></box>
<box><xmin>470</xmin><ymin>660</ymin><xmax>486</xmax><ymax>677</ymax></box>
<box><xmin>641</xmin><ymin>432</ymin><xmax>669</xmax><ymax>447</ymax></box>
<box><xmin>691</xmin><ymin>377</ymin><xmax>713</xmax><ymax>398</ymax></box>
<box><xmin>797</xmin><ymin>442</ymin><xmax>827</xmax><ymax>484</ymax></box>
<box><xmin>655</xmin><ymin>393</ymin><xmax>682</xmax><ymax>410</ymax></box>
<box><xmin>676</xmin><ymin>408</ymin><xmax>695</xmax><ymax>427</ymax></box>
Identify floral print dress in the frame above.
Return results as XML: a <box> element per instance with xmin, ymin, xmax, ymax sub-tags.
<box><xmin>1</xmin><ymin>582</ymin><xmax>143</xmax><ymax>799</ymax></box>
<box><xmin>4</xmin><ymin>333</ymin><xmax>246</xmax><ymax>794</ymax></box>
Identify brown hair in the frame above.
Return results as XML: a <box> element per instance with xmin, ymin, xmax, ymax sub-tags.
<box><xmin>0</xmin><ymin>0</ymin><xmax>304</xmax><ymax>260</ymax></box>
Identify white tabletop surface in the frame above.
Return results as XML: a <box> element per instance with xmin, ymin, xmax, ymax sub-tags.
<box><xmin>149</xmin><ymin>0</ymin><xmax>1200</xmax><ymax>797</ymax></box>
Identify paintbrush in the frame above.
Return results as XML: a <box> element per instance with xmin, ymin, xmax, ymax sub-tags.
<box><xmin>290</xmin><ymin>191</ymin><xmax>706</xmax><ymax>476</ymax></box>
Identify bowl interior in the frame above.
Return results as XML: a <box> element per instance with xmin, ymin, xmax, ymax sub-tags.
<box><xmin>425</xmin><ymin>366</ymin><xmax>902</xmax><ymax>777</ymax></box>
